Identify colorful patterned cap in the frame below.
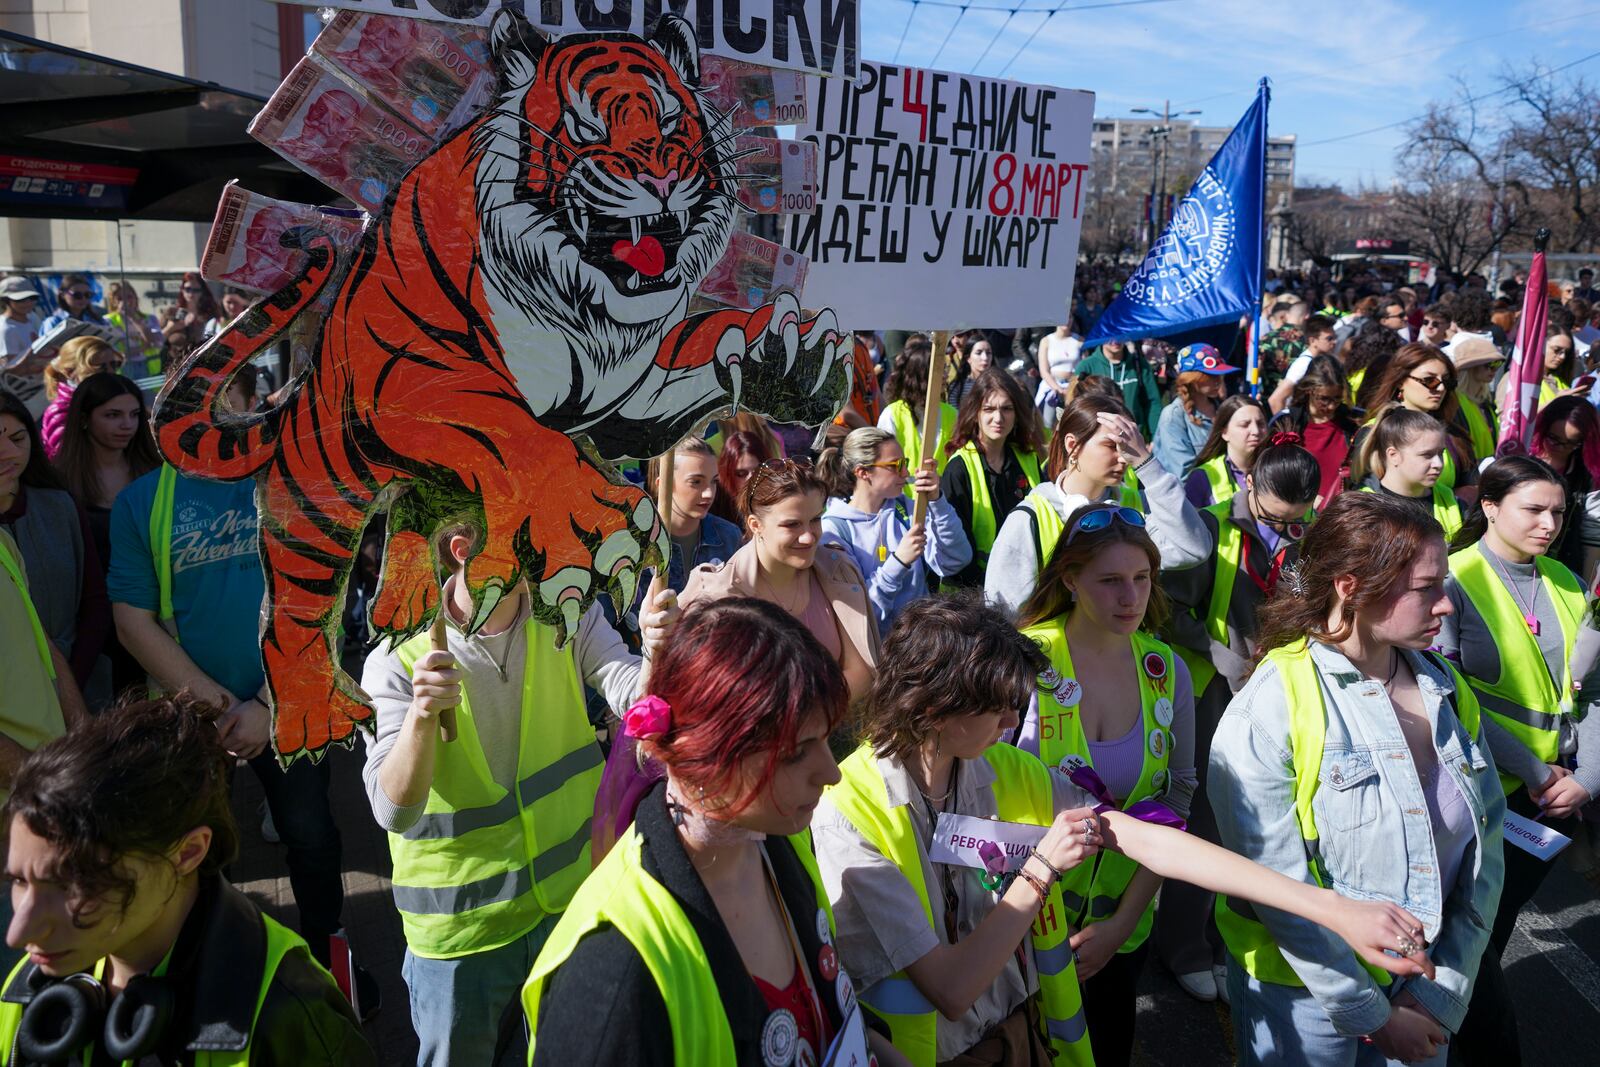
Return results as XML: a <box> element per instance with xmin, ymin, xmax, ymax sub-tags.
<box><xmin>1175</xmin><ymin>343</ymin><xmax>1239</xmax><ymax>375</ymax></box>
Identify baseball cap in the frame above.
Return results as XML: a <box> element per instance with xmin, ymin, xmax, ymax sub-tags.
<box><xmin>1175</xmin><ymin>344</ymin><xmax>1239</xmax><ymax>375</ymax></box>
<box><xmin>0</xmin><ymin>276</ymin><xmax>37</xmax><ymax>302</ymax></box>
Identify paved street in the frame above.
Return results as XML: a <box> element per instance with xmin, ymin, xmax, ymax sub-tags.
<box><xmin>229</xmin><ymin>751</ymin><xmax>1600</xmax><ymax>1065</ymax></box>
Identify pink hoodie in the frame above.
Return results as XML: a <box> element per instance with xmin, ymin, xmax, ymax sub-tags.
<box><xmin>40</xmin><ymin>378</ymin><xmax>74</xmax><ymax>460</ymax></box>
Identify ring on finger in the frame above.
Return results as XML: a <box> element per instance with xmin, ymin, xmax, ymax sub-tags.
<box><xmin>1396</xmin><ymin>935</ymin><xmax>1421</xmax><ymax>956</ymax></box>
<box><xmin>1081</xmin><ymin>817</ymin><xmax>1095</xmax><ymax>838</ymax></box>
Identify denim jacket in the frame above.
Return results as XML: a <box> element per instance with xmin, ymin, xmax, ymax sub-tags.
<box><xmin>1209</xmin><ymin>642</ymin><xmax>1506</xmax><ymax>1036</ymax></box>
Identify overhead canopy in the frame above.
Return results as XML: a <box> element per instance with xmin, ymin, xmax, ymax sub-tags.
<box><xmin>0</xmin><ymin>30</ymin><xmax>336</xmax><ymax>222</ymax></box>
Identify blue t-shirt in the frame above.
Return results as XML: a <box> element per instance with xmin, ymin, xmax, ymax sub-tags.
<box><xmin>108</xmin><ymin>468</ymin><xmax>265</xmax><ymax>700</ymax></box>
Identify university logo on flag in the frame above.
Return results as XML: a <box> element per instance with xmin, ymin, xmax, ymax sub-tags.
<box><xmin>1085</xmin><ymin>80</ymin><xmax>1270</xmax><ymax>347</ymax></box>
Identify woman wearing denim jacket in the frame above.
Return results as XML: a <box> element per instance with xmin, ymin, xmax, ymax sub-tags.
<box><xmin>1210</xmin><ymin>491</ymin><xmax>1506</xmax><ymax>1066</ymax></box>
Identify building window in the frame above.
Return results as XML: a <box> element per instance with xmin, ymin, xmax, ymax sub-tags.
<box><xmin>277</xmin><ymin>7</ymin><xmax>325</xmax><ymax>76</ymax></box>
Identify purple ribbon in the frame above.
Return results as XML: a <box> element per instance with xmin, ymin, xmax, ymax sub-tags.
<box><xmin>1067</xmin><ymin>765</ymin><xmax>1187</xmax><ymax>832</ymax></box>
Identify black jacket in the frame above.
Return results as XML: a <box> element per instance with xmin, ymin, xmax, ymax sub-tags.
<box><xmin>533</xmin><ymin>784</ymin><xmax>861</xmax><ymax>1066</ymax></box>
<box><xmin>1</xmin><ymin>875</ymin><xmax>373</xmax><ymax>1067</ymax></box>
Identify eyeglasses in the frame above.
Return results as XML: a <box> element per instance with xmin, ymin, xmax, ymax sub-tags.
<box><xmin>1064</xmin><ymin>505</ymin><xmax>1145</xmax><ymax>545</ymax></box>
<box><xmin>1547</xmin><ymin>433</ymin><xmax>1584</xmax><ymax>452</ymax></box>
<box><xmin>1423</xmin><ymin>319</ymin><xmax>1449</xmax><ymax>329</ymax></box>
<box><xmin>1406</xmin><ymin>374</ymin><xmax>1449</xmax><ymax>393</ymax></box>
<box><xmin>66</xmin><ymin>289</ymin><xmax>90</xmax><ymax>299</ymax></box>
<box><xmin>864</xmin><ymin>459</ymin><xmax>909</xmax><ymax>473</ymax></box>
<box><xmin>1381</xmin><ymin>312</ymin><xmax>1406</xmax><ymax>323</ymax></box>
<box><xmin>88</xmin><ymin>357</ymin><xmax>124</xmax><ymax>371</ymax></box>
<box><xmin>1308</xmin><ymin>391</ymin><xmax>1343</xmax><ymax>407</ymax></box>
<box><xmin>1549</xmin><ymin>346</ymin><xmax>1574</xmax><ymax>357</ymax></box>
<box><xmin>1252</xmin><ymin>491</ymin><xmax>1315</xmax><ymax>535</ymax></box>
<box><xmin>181</xmin><ymin>285</ymin><xmax>204</xmax><ymax>294</ymax></box>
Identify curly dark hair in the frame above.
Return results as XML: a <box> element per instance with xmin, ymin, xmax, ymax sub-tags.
<box><xmin>3</xmin><ymin>693</ymin><xmax>239</xmax><ymax>926</ymax></box>
<box><xmin>862</xmin><ymin>593</ymin><xmax>1045</xmax><ymax>762</ymax></box>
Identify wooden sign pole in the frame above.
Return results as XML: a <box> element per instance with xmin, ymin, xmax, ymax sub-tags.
<box><xmin>913</xmin><ymin>332</ymin><xmax>950</xmax><ymax>527</ymax></box>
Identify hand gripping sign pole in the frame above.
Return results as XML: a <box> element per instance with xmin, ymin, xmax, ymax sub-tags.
<box><xmin>647</xmin><ymin>443</ymin><xmax>678</xmax><ymax>607</ymax></box>
<box><xmin>912</xmin><ymin>331</ymin><xmax>950</xmax><ymax>527</ymax></box>
<box><xmin>427</xmin><ymin>613</ymin><xmax>460</xmax><ymax>743</ymax></box>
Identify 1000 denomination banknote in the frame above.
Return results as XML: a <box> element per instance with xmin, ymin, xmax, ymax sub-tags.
<box><xmin>700</xmin><ymin>55</ymin><xmax>807</xmax><ymax>128</ymax></box>
<box><xmin>311</xmin><ymin>11</ymin><xmax>493</xmax><ymax>139</ymax></box>
<box><xmin>692</xmin><ymin>232</ymin><xmax>810</xmax><ymax>311</ymax></box>
<box><xmin>250</xmin><ymin>58</ymin><xmax>432</xmax><ymax>212</ymax></box>
<box><xmin>732</xmin><ymin>136</ymin><xmax>817</xmax><ymax>215</ymax></box>
<box><xmin>201</xmin><ymin>181</ymin><xmax>366</xmax><ymax>295</ymax></box>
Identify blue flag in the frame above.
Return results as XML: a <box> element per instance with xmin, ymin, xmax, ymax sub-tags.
<box><xmin>1084</xmin><ymin>81</ymin><xmax>1270</xmax><ymax>348</ymax></box>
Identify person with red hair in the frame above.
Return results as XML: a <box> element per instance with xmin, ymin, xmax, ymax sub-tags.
<box><xmin>523</xmin><ymin>598</ymin><xmax>907</xmax><ymax>1067</ymax></box>
<box><xmin>710</xmin><ymin>428</ymin><xmax>772</xmax><ymax>528</ymax></box>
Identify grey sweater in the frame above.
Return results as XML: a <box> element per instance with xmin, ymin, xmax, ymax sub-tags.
<box><xmin>983</xmin><ymin>455</ymin><xmax>1212</xmax><ymax>618</ymax></box>
<box><xmin>360</xmin><ymin>598</ymin><xmax>642</xmax><ymax>833</ymax></box>
<box><xmin>1438</xmin><ymin>541</ymin><xmax>1600</xmax><ymax>798</ymax></box>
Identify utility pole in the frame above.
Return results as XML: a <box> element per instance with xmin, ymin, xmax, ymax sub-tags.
<box><xmin>1131</xmin><ymin>100</ymin><xmax>1202</xmax><ymax>232</ymax></box>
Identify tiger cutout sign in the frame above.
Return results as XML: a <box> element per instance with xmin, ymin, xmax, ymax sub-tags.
<box><xmin>151</xmin><ymin>9</ymin><xmax>849</xmax><ymax>762</ymax></box>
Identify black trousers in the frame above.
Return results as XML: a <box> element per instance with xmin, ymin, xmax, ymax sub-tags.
<box><xmin>1081</xmin><ymin>940</ymin><xmax>1149</xmax><ymax>1067</ymax></box>
<box><xmin>1451</xmin><ymin>789</ymin><xmax>1575</xmax><ymax>1066</ymax></box>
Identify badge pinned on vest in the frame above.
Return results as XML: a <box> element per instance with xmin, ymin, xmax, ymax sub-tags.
<box><xmin>1151</xmin><ymin>768</ymin><xmax>1169</xmax><ymax>796</ymax></box>
<box><xmin>818</xmin><ymin>943</ymin><xmax>840</xmax><ymax>982</ymax></box>
<box><xmin>1142</xmin><ymin>651</ymin><xmax>1169</xmax><ymax>695</ymax></box>
<box><xmin>836</xmin><ymin>971</ymin><xmax>857</xmax><ymax>1018</ymax></box>
<box><xmin>815</xmin><ymin>907</ymin><xmax>832</xmax><ymax>946</ymax></box>
<box><xmin>1153</xmin><ymin>697</ymin><xmax>1174</xmax><ymax>729</ymax></box>
<box><xmin>763</xmin><ymin>1008</ymin><xmax>799</xmax><ymax>1067</ymax></box>
<box><xmin>1058</xmin><ymin>753</ymin><xmax>1089</xmax><ymax>775</ymax></box>
<box><xmin>1148</xmin><ymin>728</ymin><xmax>1168</xmax><ymax>760</ymax></box>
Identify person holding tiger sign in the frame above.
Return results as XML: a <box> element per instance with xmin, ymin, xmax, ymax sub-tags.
<box><xmin>361</xmin><ymin>521</ymin><xmax>678</xmax><ymax>1066</ymax></box>
<box><xmin>812</xmin><ymin>594</ymin><xmax>1438</xmax><ymax>1067</ymax></box>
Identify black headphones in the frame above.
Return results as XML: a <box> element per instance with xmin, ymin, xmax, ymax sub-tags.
<box><xmin>14</xmin><ymin>967</ymin><xmax>176</xmax><ymax>1065</ymax></box>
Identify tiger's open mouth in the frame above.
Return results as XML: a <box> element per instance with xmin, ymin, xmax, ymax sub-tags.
<box><xmin>566</xmin><ymin>206</ymin><xmax>693</xmax><ymax>296</ymax></box>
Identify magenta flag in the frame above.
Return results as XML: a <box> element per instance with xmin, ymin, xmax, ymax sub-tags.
<box><xmin>1498</xmin><ymin>230</ymin><xmax>1550</xmax><ymax>455</ymax></box>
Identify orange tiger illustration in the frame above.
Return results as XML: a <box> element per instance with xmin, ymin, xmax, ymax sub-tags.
<box><xmin>151</xmin><ymin>11</ymin><xmax>847</xmax><ymax>761</ymax></box>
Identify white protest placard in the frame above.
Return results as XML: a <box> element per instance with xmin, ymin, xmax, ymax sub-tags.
<box><xmin>930</xmin><ymin>812</ymin><xmax>1046</xmax><ymax>875</ymax></box>
<box><xmin>1503</xmin><ymin>809</ymin><xmax>1572</xmax><ymax>861</ymax></box>
<box><xmin>785</xmin><ymin>61</ymin><xmax>1094</xmax><ymax>329</ymax></box>
<box><xmin>821</xmin><ymin>1001</ymin><xmax>870</xmax><ymax>1067</ymax></box>
<box><xmin>281</xmin><ymin>0</ymin><xmax>859</xmax><ymax>78</ymax></box>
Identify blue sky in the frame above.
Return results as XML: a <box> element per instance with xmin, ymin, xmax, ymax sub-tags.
<box><xmin>859</xmin><ymin>0</ymin><xmax>1600</xmax><ymax>188</ymax></box>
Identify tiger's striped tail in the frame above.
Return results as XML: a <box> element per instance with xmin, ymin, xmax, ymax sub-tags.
<box><xmin>152</xmin><ymin>230</ymin><xmax>339</xmax><ymax>481</ymax></box>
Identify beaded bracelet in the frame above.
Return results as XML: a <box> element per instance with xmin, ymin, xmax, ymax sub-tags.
<box><xmin>1028</xmin><ymin>847</ymin><xmax>1065</xmax><ymax>880</ymax></box>
<box><xmin>1014</xmin><ymin>865</ymin><xmax>1052</xmax><ymax>904</ymax></box>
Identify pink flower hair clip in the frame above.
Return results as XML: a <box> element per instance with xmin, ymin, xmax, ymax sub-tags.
<box><xmin>622</xmin><ymin>695</ymin><xmax>672</xmax><ymax>741</ymax></box>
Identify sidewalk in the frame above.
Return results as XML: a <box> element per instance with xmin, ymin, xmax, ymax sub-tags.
<box><xmin>229</xmin><ymin>744</ymin><xmax>420</xmax><ymax>1062</ymax></box>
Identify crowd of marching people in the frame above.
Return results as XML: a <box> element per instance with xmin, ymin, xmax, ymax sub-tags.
<box><xmin>2</xmin><ymin>261</ymin><xmax>1600</xmax><ymax>1066</ymax></box>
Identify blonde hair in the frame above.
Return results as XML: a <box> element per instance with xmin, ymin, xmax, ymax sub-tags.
<box><xmin>46</xmin><ymin>337</ymin><xmax>117</xmax><ymax>400</ymax></box>
<box><xmin>646</xmin><ymin>436</ymin><xmax>716</xmax><ymax>497</ymax></box>
<box><xmin>815</xmin><ymin>427</ymin><xmax>894</xmax><ymax>497</ymax></box>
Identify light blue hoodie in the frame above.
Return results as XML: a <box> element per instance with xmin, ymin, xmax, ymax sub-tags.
<box><xmin>821</xmin><ymin>494</ymin><xmax>972</xmax><ymax>636</ymax></box>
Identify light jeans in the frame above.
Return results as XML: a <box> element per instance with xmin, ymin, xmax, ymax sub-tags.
<box><xmin>1227</xmin><ymin>961</ymin><xmax>1448</xmax><ymax>1067</ymax></box>
<box><xmin>403</xmin><ymin>915</ymin><xmax>557</xmax><ymax>1067</ymax></box>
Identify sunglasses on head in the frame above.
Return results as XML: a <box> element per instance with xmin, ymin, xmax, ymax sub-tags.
<box><xmin>749</xmin><ymin>456</ymin><xmax>813</xmax><ymax>487</ymax></box>
<box><xmin>1064</xmin><ymin>505</ymin><xmax>1145</xmax><ymax>545</ymax></box>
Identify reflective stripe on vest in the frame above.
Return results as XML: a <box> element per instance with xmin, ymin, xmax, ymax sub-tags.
<box><xmin>1019</xmin><ymin>619</ymin><xmax>1172</xmax><ymax>952</ymax></box>
<box><xmin>1214</xmin><ymin>641</ymin><xmax>1481</xmax><ymax>987</ymax></box>
<box><xmin>1448</xmin><ymin>545</ymin><xmax>1583</xmax><ymax>794</ymax></box>
<box><xmin>151</xmin><ymin>463</ymin><xmax>179</xmax><ymax>636</ymax></box>
<box><xmin>887</xmin><ymin>400</ymin><xmax>958</xmax><ymax>498</ymax></box>
<box><xmin>1198</xmin><ymin>455</ymin><xmax>1239</xmax><ymax>506</ymax></box>
<box><xmin>1357</xmin><ymin>483</ymin><xmax>1461</xmax><ymax>540</ymax></box>
<box><xmin>825</xmin><ymin>744</ymin><xmax>1092</xmax><ymax>1067</ymax></box>
<box><xmin>523</xmin><ymin>827</ymin><xmax>834</xmax><ymax>1067</ymax></box>
<box><xmin>1459</xmin><ymin>397</ymin><xmax>1496</xmax><ymax>461</ymax></box>
<box><xmin>0</xmin><ymin>913</ymin><xmax>305</xmax><ymax>1067</ymax></box>
<box><xmin>956</xmin><ymin>442</ymin><xmax>1041</xmax><ymax>560</ymax></box>
<box><xmin>390</xmin><ymin>625</ymin><xmax>600</xmax><ymax>958</ymax></box>
<box><xmin>0</xmin><ymin>534</ymin><xmax>52</xmax><ymax>683</ymax></box>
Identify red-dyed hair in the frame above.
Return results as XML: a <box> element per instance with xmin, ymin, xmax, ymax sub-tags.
<box><xmin>646</xmin><ymin>598</ymin><xmax>847</xmax><ymax>813</ymax></box>
<box><xmin>1534</xmin><ymin>395</ymin><xmax>1600</xmax><ymax>484</ymax></box>
<box><xmin>739</xmin><ymin>457</ymin><xmax>829</xmax><ymax>519</ymax></box>
<box><xmin>176</xmin><ymin>271</ymin><xmax>220</xmax><ymax>320</ymax></box>
<box><xmin>712</xmin><ymin>429</ymin><xmax>773</xmax><ymax>527</ymax></box>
